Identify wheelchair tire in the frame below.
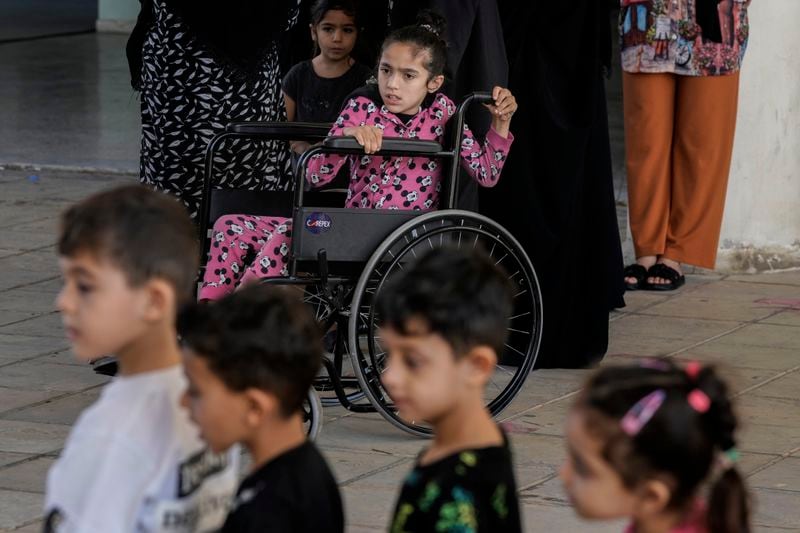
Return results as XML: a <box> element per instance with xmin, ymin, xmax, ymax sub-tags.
<box><xmin>303</xmin><ymin>387</ymin><xmax>323</xmax><ymax>440</ymax></box>
<box><xmin>348</xmin><ymin>210</ymin><xmax>543</xmax><ymax>437</ymax></box>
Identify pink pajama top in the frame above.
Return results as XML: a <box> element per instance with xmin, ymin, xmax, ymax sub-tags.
<box><xmin>305</xmin><ymin>92</ymin><xmax>514</xmax><ymax>211</ymax></box>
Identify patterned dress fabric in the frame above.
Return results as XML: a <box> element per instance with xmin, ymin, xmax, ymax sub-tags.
<box><xmin>620</xmin><ymin>0</ymin><xmax>749</xmax><ymax>76</ymax></box>
<box><xmin>138</xmin><ymin>0</ymin><xmax>297</xmax><ymax>218</ymax></box>
<box><xmin>390</xmin><ymin>437</ymin><xmax>522</xmax><ymax>533</ymax></box>
<box><xmin>198</xmin><ymin>92</ymin><xmax>514</xmax><ymax>299</ymax></box>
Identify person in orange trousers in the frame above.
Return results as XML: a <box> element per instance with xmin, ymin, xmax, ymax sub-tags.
<box><xmin>620</xmin><ymin>0</ymin><xmax>751</xmax><ymax>290</ymax></box>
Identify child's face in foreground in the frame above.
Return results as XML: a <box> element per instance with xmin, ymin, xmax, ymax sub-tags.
<box><xmin>181</xmin><ymin>350</ymin><xmax>251</xmax><ymax>454</ymax></box>
<box><xmin>378</xmin><ymin>42</ymin><xmax>443</xmax><ymax>116</ymax></box>
<box><xmin>380</xmin><ymin>319</ymin><xmax>478</xmax><ymax>426</ymax></box>
<box><xmin>560</xmin><ymin>409</ymin><xmax>640</xmax><ymax>520</ymax></box>
<box><xmin>313</xmin><ymin>9</ymin><xmax>357</xmax><ymax>61</ymax></box>
<box><xmin>56</xmin><ymin>252</ymin><xmax>150</xmax><ymax>361</ymax></box>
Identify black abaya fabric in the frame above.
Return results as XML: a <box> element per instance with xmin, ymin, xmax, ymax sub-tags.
<box><xmin>433</xmin><ymin>0</ymin><xmax>508</xmax><ymax>211</ymax></box>
<box><xmin>482</xmin><ymin>1</ymin><xmax>625</xmax><ymax>369</ymax></box>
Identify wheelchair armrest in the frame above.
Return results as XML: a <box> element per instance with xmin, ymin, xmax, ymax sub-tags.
<box><xmin>225</xmin><ymin>121</ymin><xmax>332</xmax><ymax>140</ymax></box>
<box><xmin>322</xmin><ymin>137</ymin><xmax>443</xmax><ymax>155</ymax></box>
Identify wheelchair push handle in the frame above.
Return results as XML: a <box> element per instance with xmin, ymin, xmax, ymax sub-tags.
<box><xmin>464</xmin><ymin>91</ymin><xmax>495</xmax><ymax>106</ymax></box>
<box><xmin>322</xmin><ymin>137</ymin><xmax>443</xmax><ymax>156</ymax></box>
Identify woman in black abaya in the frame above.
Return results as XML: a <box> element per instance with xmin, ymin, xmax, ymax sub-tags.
<box><xmin>482</xmin><ymin>1</ymin><xmax>626</xmax><ymax>368</ymax></box>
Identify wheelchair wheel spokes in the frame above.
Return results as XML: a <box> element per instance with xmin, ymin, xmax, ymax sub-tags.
<box><xmin>302</xmin><ymin>283</ymin><xmax>366</xmax><ymax>406</ymax></box>
<box><xmin>350</xmin><ymin>210</ymin><xmax>542</xmax><ymax>437</ymax></box>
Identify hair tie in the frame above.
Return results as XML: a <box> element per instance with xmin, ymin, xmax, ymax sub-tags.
<box><xmin>419</xmin><ymin>23</ymin><xmax>440</xmax><ymax>36</ymax></box>
<box><xmin>718</xmin><ymin>447</ymin><xmax>740</xmax><ymax>470</ymax></box>
<box><xmin>687</xmin><ymin>389</ymin><xmax>711</xmax><ymax>413</ymax></box>
<box><xmin>685</xmin><ymin>361</ymin><xmax>703</xmax><ymax>380</ymax></box>
<box><xmin>640</xmin><ymin>358</ymin><xmax>671</xmax><ymax>372</ymax></box>
<box><xmin>621</xmin><ymin>389</ymin><xmax>666</xmax><ymax>436</ymax></box>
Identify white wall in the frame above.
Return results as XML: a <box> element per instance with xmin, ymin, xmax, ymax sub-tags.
<box><xmin>96</xmin><ymin>0</ymin><xmax>137</xmax><ymax>32</ymax></box>
<box><xmin>718</xmin><ymin>0</ymin><xmax>800</xmax><ymax>272</ymax></box>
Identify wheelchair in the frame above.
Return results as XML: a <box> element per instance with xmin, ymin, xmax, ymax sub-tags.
<box><xmin>199</xmin><ymin>93</ymin><xmax>543</xmax><ymax>438</ymax></box>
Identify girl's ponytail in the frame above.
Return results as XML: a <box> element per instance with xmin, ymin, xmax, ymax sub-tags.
<box><xmin>695</xmin><ymin>365</ymin><xmax>751</xmax><ymax>533</ymax></box>
<box><xmin>708</xmin><ymin>466</ymin><xmax>750</xmax><ymax>533</ymax></box>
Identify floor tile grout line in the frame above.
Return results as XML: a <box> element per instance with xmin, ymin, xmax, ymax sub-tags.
<box><xmin>0</xmin><ymin>346</ymin><xmax>73</xmax><ymax>370</ymax></box>
<box><xmin>318</xmin><ymin>444</ymin><xmax>417</xmax><ymax>459</ymax></box>
<box><xmin>733</xmin><ymin>365</ymin><xmax>800</xmax><ymax>399</ymax></box>
<box><xmin>0</xmin><ymin>215</ymin><xmax>58</xmax><ymax>233</ymax></box>
<box><xmin>0</xmin><ymin>310</ymin><xmax>57</xmax><ymax>329</ymax></box>
<box><xmin>3</xmin><ymin>518</ymin><xmax>46</xmax><ymax>532</ymax></box>
<box><xmin>0</xmin><ymin>486</ymin><xmax>44</xmax><ymax>495</ymax></box>
<box><xmin>745</xmin><ymin>446</ymin><xmax>800</xmax><ymax>480</ymax></box>
<box><xmin>518</xmin><ymin>472</ymin><xmax>559</xmax><ymax>493</ymax></box>
<box><xmin>499</xmin><ymin>389</ymin><xmax>582</xmax><ymax>423</ymax></box>
<box><xmin>1</xmin><ymin>275</ymin><xmax>61</xmax><ymax>292</ymax></box>
<box><xmin>338</xmin><ymin>456</ymin><xmax>411</xmax><ymax>487</ymax></box>
<box><xmin>622</xmin><ymin>311</ymin><xmax>754</xmax><ymax>324</ymax></box>
<box><xmin>0</xmin><ymin>381</ymin><xmax>106</xmax><ymax>419</ymax></box>
<box><xmin>662</xmin><ymin>311</ymin><xmax>786</xmax><ymax>359</ymax></box>
<box><xmin>0</xmin><ymin>448</ymin><xmax>63</xmax><ymax>474</ymax></box>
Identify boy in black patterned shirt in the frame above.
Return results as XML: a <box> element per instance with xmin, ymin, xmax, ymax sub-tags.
<box><xmin>378</xmin><ymin>247</ymin><xmax>522</xmax><ymax>532</ymax></box>
<box><xmin>178</xmin><ymin>285</ymin><xmax>343</xmax><ymax>533</ymax></box>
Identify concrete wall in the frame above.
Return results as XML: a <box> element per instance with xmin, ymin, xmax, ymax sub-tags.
<box><xmin>96</xmin><ymin>0</ymin><xmax>137</xmax><ymax>33</ymax></box>
<box><xmin>717</xmin><ymin>0</ymin><xmax>800</xmax><ymax>272</ymax></box>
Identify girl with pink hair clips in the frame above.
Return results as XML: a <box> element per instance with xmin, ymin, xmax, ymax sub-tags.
<box><xmin>561</xmin><ymin>359</ymin><xmax>751</xmax><ymax>533</ymax></box>
<box><xmin>199</xmin><ymin>9</ymin><xmax>516</xmax><ymax>300</ymax></box>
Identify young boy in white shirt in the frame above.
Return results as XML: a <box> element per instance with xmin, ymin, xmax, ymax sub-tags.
<box><xmin>44</xmin><ymin>185</ymin><xmax>239</xmax><ymax>533</ymax></box>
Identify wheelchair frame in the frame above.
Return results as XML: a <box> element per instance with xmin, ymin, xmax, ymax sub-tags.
<box><xmin>199</xmin><ymin>93</ymin><xmax>543</xmax><ymax>437</ymax></box>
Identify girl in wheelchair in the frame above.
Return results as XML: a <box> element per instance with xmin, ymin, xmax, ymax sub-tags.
<box><xmin>199</xmin><ymin>9</ymin><xmax>518</xmax><ymax>300</ymax></box>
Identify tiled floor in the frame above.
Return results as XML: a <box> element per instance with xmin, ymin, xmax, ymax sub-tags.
<box><xmin>0</xmin><ymin>168</ymin><xmax>798</xmax><ymax>532</ymax></box>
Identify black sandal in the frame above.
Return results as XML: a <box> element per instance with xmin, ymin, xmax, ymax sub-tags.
<box><xmin>623</xmin><ymin>264</ymin><xmax>649</xmax><ymax>291</ymax></box>
<box><xmin>645</xmin><ymin>263</ymin><xmax>685</xmax><ymax>291</ymax></box>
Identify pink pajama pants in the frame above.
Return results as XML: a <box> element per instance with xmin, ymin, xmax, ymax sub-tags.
<box><xmin>199</xmin><ymin>214</ymin><xmax>293</xmax><ymax>300</ymax></box>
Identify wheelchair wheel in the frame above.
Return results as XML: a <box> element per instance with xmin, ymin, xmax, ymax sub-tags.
<box><xmin>303</xmin><ymin>387</ymin><xmax>323</xmax><ymax>440</ymax></box>
<box><xmin>302</xmin><ymin>284</ymin><xmax>366</xmax><ymax>406</ymax></box>
<box><xmin>348</xmin><ymin>210</ymin><xmax>542</xmax><ymax>437</ymax></box>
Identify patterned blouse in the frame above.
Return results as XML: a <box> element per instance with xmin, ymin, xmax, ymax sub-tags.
<box><xmin>620</xmin><ymin>0</ymin><xmax>750</xmax><ymax>76</ymax></box>
<box><xmin>390</xmin><ymin>435</ymin><xmax>521</xmax><ymax>533</ymax></box>
<box><xmin>306</xmin><ymin>91</ymin><xmax>513</xmax><ymax>211</ymax></box>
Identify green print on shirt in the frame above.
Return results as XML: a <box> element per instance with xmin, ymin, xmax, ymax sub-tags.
<box><xmin>436</xmin><ymin>487</ymin><xmax>477</xmax><ymax>532</ymax></box>
<box><xmin>492</xmin><ymin>484</ymin><xmax>509</xmax><ymax>519</ymax></box>
<box><xmin>391</xmin><ymin>503</ymin><xmax>414</xmax><ymax>533</ymax></box>
<box><xmin>419</xmin><ymin>482</ymin><xmax>441</xmax><ymax>512</ymax></box>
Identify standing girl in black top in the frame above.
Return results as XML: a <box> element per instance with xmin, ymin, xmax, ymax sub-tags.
<box><xmin>282</xmin><ymin>0</ymin><xmax>372</xmax><ymax>156</ymax></box>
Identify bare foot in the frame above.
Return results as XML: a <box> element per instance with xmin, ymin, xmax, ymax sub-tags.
<box><xmin>648</xmin><ymin>257</ymin><xmax>683</xmax><ymax>286</ymax></box>
<box><xmin>624</xmin><ymin>255</ymin><xmax>657</xmax><ymax>286</ymax></box>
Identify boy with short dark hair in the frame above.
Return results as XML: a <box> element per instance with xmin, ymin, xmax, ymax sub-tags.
<box><xmin>177</xmin><ymin>284</ymin><xmax>344</xmax><ymax>533</ymax></box>
<box><xmin>378</xmin><ymin>247</ymin><xmax>523</xmax><ymax>532</ymax></box>
<box><xmin>45</xmin><ymin>185</ymin><xmax>239</xmax><ymax>532</ymax></box>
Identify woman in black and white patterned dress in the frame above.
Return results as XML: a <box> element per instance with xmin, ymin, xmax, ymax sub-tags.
<box><xmin>127</xmin><ymin>0</ymin><xmax>300</xmax><ymax>218</ymax></box>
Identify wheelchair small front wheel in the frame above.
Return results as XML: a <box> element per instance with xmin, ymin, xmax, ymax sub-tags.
<box><xmin>303</xmin><ymin>387</ymin><xmax>323</xmax><ymax>440</ymax></box>
<box><xmin>348</xmin><ymin>210</ymin><xmax>543</xmax><ymax>437</ymax></box>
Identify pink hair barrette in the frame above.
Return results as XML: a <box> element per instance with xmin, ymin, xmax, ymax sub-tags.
<box><xmin>620</xmin><ymin>389</ymin><xmax>667</xmax><ymax>436</ymax></box>
<box><xmin>685</xmin><ymin>361</ymin><xmax>703</xmax><ymax>380</ymax></box>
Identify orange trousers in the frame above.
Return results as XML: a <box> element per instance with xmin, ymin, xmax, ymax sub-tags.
<box><xmin>623</xmin><ymin>71</ymin><xmax>740</xmax><ymax>269</ymax></box>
